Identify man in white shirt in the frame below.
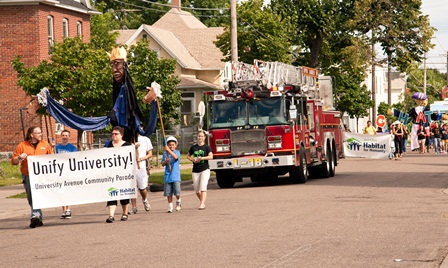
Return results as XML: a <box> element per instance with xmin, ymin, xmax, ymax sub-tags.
<box><xmin>130</xmin><ymin>133</ymin><xmax>153</xmax><ymax>214</ymax></box>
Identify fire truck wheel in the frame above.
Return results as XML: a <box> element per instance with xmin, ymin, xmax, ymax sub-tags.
<box><xmin>329</xmin><ymin>141</ymin><xmax>336</xmax><ymax>177</ymax></box>
<box><xmin>290</xmin><ymin>146</ymin><xmax>308</xmax><ymax>184</ymax></box>
<box><xmin>320</xmin><ymin>145</ymin><xmax>331</xmax><ymax>179</ymax></box>
<box><xmin>216</xmin><ymin>171</ymin><xmax>235</xmax><ymax>188</ymax></box>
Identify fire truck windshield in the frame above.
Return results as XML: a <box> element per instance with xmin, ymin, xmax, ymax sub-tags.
<box><xmin>209</xmin><ymin>98</ymin><xmax>287</xmax><ymax>129</ymax></box>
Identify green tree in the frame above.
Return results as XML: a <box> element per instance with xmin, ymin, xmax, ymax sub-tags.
<box><xmin>182</xmin><ymin>0</ymin><xmax>230</xmax><ymax>27</ymax></box>
<box><xmin>11</xmin><ymin>38</ymin><xmax>181</xmax><ymax>135</ymax></box>
<box><xmin>215</xmin><ymin>0</ymin><xmax>292</xmax><ymax>63</ymax></box>
<box><xmin>334</xmin><ymin>73</ymin><xmax>374</xmax><ymax>127</ymax></box>
<box><xmin>12</xmin><ymin>37</ymin><xmax>111</xmax><ymax>117</ymax></box>
<box><xmin>400</xmin><ymin>64</ymin><xmax>446</xmax><ymax>114</ymax></box>
<box><xmin>349</xmin><ymin>0</ymin><xmax>434</xmax><ymax>72</ymax></box>
<box><xmin>127</xmin><ymin>40</ymin><xmax>181</xmax><ymax>126</ymax></box>
<box><xmin>91</xmin><ymin>2</ymin><xmax>120</xmax><ymax>50</ymax></box>
<box><xmin>270</xmin><ymin>0</ymin><xmax>348</xmax><ymax>68</ymax></box>
<box><xmin>377</xmin><ymin>101</ymin><xmax>397</xmax><ymax>126</ymax></box>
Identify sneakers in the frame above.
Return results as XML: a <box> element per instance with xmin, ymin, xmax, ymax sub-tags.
<box><xmin>143</xmin><ymin>199</ymin><xmax>151</xmax><ymax>212</ymax></box>
<box><xmin>167</xmin><ymin>208</ymin><xmax>173</xmax><ymax>213</ymax></box>
<box><xmin>175</xmin><ymin>200</ymin><xmax>182</xmax><ymax>211</ymax></box>
<box><xmin>121</xmin><ymin>214</ymin><xmax>128</xmax><ymax>221</ymax></box>
<box><xmin>60</xmin><ymin>210</ymin><xmax>71</xmax><ymax>219</ymax></box>
<box><xmin>106</xmin><ymin>216</ymin><xmax>115</xmax><ymax>223</ymax></box>
<box><xmin>30</xmin><ymin>217</ymin><xmax>41</xmax><ymax>228</ymax></box>
<box><xmin>128</xmin><ymin>207</ymin><xmax>138</xmax><ymax>215</ymax></box>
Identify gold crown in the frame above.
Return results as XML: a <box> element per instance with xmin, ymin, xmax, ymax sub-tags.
<box><xmin>108</xmin><ymin>46</ymin><xmax>127</xmax><ymax>61</ymax></box>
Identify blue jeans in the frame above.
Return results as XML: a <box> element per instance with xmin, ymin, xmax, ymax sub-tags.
<box><xmin>402</xmin><ymin>138</ymin><xmax>407</xmax><ymax>153</ymax></box>
<box><xmin>434</xmin><ymin>137</ymin><xmax>441</xmax><ymax>153</ymax></box>
<box><xmin>164</xmin><ymin>181</ymin><xmax>181</xmax><ymax>197</ymax></box>
<box><xmin>22</xmin><ymin>174</ymin><xmax>42</xmax><ymax>220</ymax></box>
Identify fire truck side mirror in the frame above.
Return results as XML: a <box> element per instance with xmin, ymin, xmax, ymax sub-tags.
<box><xmin>289</xmin><ymin>105</ymin><xmax>297</xmax><ymax>120</ymax></box>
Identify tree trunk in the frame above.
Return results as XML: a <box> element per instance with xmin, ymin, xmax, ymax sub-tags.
<box><xmin>308</xmin><ymin>35</ymin><xmax>323</xmax><ymax>68</ymax></box>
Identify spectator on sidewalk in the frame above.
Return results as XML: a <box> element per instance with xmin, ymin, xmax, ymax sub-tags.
<box><xmin>431</xmin><ymin>122</ymin><xmax>442</xmax><ymax>154</ymax></box>
<box><xmin>129</xmin><ymin>132</ymin><xmax>153</xmax><ymax>214</ymax></box>
<box><xmin>187</xmin><ymin>130</ymin><xmax>213</xmax><ymax>210</ymax></box>
<box><xmin>161</xmin><ymin>136</ymin><xmax>181</xmax><ymax>213</ymax></box>
<box><xmin>441</xmin><ymin>124</ymin><xmax>448</xmax><ymax>154</ymax></box>
<box><xmin>11</xmin><ymin>126</ymin><xmax>52</xmax><ymax>228</ymax></box>
<box><xmin>55</xmin><ymin>129</ymin><xmax>77</xmax><ymax>219</ymax></box>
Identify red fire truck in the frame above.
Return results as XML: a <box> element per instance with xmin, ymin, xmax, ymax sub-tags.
<box><xmin>206</xmin><ymin>61</ymin><xmax>344</xmax><ymax>188</ymax></box>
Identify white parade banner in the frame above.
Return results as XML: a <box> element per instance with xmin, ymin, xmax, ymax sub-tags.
<box><xmin>343</xmin><ymin>132</ymin><xmax>393</xmax><ymax>159</ymax></box>
<box><xmin>28</xmin><ymin>145</ymin><xmax>137</xmax><ymax>209</ymax></box>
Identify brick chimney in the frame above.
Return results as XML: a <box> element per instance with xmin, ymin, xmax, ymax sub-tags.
<box><xmin>172</xmin><ymin>0</ymin><xmax>181</xmax><ymax>11</ymax></box>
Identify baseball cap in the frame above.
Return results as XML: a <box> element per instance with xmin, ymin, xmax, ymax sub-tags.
<box><xmin>166</xmin><ymin>136</ymin><xmax>177</xmax><ymax>144</ymax></box>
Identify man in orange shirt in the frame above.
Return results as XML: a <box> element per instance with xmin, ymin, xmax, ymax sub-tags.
<box><xmin>11</xmin><ymin>126</ymin><xmax>52</xmax><ymax>228</ymax></box>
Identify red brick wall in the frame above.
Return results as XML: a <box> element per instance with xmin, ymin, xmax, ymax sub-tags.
<box><xmin>0</xmin><ymin>3</ymin><xmax>92</xmax><ymax>152</ymax></box>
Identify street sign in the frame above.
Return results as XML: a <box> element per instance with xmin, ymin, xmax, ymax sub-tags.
<box><xmin>302</xmin><ymin>66</ymin><xmax>319</xmax><ymax>78</ymax></box>
<box><xmin>376</xmin><ymin>115</ymin><xmax>386</xmax><ymax>128</ymax></box>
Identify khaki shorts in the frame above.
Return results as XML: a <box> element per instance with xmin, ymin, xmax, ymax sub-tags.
<box><xmin>192</xmin><ymin>169</ymin><xmax>211</xmax><ymax>192</ymax></box>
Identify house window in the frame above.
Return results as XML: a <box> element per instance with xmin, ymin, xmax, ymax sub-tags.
<box><xmin>47</xmin><ymin>16</ymin><xmax>54</xmax><ymax>53</ymax></box>
<box><xmin>62</xmin><ymin>18</ymin><xmax>69</xmax><ymax>38</ymax></box>
<box><xmin>153</xmin><ymin>48</ymin><xmax>160</xmax><ymax>59</ymax></box>
<box><xmin>142</xmin><ymin>34</ymin><xmax>147</xmax><ymax>40</ymax></box>
<box><xmin>77</xmin><ymin>21</ymin><xmax>82</xmax><ymax>36</ymax></box>
<box><xmin>180</xmin><ymin>92</ymin><xmax>195</xmax><ymax>127</ymax></box>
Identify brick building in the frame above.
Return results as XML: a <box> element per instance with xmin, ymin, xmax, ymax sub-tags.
<box><xmin>0</xmin><ymin>0</ymin><xmax>99</xmax><ymax>153</ymax></box>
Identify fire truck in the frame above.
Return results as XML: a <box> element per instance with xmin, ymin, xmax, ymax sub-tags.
<box><xmin>206</xmin><ymin>61</ymin><xmax>344</xmax><ymax>188</ymax></box>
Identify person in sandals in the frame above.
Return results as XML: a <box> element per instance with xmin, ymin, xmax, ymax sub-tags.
<box><xmin>105</xmin><ymin>126</ymin><xmax>131</xmax><ymax>223</ymax></box>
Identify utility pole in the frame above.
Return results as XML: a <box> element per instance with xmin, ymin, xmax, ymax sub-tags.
<box><xmin>387</xmin><ymin>55</ymin><xmax>391</xmax><ymax>105</ymax></box>
<box><xmin>423</xmin><ymin>52</ymin><xmax>427</xmax><ymax>95</ymax></box>
<box><xmin>371</xmin><ymin>41</ymin><xmax>376</xmax><ymax>123</ymax></box>
<box><xmin>230</xmin><ymin>0</ymin><xmax>238</xmax><ymax>62</ymax></box>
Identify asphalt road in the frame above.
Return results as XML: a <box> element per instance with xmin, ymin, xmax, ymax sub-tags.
<box><xmin>1</xmin><ymin>151</ymin><xmax>448</xmax><ymax>268</ymax></box>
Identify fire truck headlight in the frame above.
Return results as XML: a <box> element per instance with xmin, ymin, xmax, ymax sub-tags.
<box><xmin>215</xmin><ymin>139</ymin><xmax>230</xmax><ymax>152</ymax></box>
<box><xmin>216</xmin><ymin>145</ymin><xmax>230</xmax><ymax>152</ymax></box>
<box><xmin>268</xmin><ymin>142</ymin><xmax>282</xmax><ymax>149</ymax></box>
<box><xmin>267</xmin><ymin>135</ymin><xmax>282</xmax><ymax>149</ymax></box>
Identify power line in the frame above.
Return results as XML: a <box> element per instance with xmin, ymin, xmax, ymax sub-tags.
<box><xmin>137</xmin><ymin>0</ymin><xmax>229</xmax><ymax>11</ymax></box>
<box><xmin>114</xmin><ymin>0</ymin><xmax>230</xmax><ymax>18</ymax></box>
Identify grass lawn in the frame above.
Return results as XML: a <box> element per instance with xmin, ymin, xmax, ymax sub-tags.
<box><xmin>149</xmin><ymin>168</ymin><xmax>192</xmax><ymax>185</ymax></box>
<box><xmin>0</xmin><ymin>160</ymin><xmax>22</xmax><ymax>187</ymax></box>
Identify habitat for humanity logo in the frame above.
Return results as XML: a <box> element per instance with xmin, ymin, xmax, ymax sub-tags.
<box><xmin>346</xmin><ymin>137</ymin><xmax>362</xmax><ymax>151</ymax></box>
<box><xmin>108</xmin><ymin>187</ymin><xmax>119</xmax><ymax>197</ymax></box>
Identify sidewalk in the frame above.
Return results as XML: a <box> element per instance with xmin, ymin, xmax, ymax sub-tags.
<box><xmin>0</xmin><ymin>163</ymin><xmax>194</xmax><ymax>220</ymax></box>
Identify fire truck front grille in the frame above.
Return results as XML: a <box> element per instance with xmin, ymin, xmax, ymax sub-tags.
<box><xmin>230</xmin><ymin>129</ymin><xmax>266</xmax><ymax>155</ymax></box>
